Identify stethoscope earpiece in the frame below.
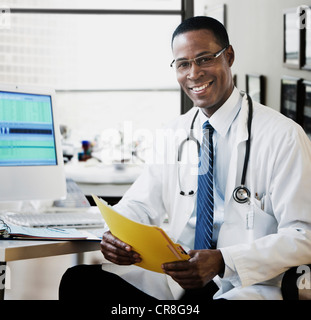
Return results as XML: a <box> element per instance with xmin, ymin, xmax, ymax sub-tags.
<box><xmin>180</xmin><ymin>190</ymin><xmax>194</xmax><ymax>196</ymax></box>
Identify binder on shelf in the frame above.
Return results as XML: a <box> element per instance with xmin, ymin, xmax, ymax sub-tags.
<box><xmin>92</xmin><ymin>195</ymin><xmax>190</xmax><ymax>273</ymax></box>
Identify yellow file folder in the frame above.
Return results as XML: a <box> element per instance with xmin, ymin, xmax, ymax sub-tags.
<box><xmin>92</xmin><ymin>195</ymin><xmax>190</xmax><ymax>273</ymax></box>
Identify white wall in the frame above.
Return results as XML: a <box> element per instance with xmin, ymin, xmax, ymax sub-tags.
<box><xmin>195</xmin><ymin>0</ymin><xmax>311</xmax><ymax>111</ymax></box>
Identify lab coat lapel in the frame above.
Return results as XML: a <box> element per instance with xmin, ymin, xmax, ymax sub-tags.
<box><xmin>225</xmin><ymin>94</ymin><xmax>250</xmax><ymax>205</ymax></box>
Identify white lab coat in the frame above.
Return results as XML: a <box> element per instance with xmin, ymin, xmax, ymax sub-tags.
<box><xmin>103</xmin><ymin>93</ymin><xmax>311</xmax><ymax>300</ymax></box>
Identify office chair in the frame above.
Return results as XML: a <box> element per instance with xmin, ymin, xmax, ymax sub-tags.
<box><xmin>281</xmin><ymin>265</ymin><xmax>311</xmax><ymax>300</ymax></box>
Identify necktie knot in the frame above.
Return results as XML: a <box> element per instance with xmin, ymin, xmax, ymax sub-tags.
<box><xmin>203</xmin><ymin>121</ymin><xmax>214</xmax><ymax>135</ymax></box>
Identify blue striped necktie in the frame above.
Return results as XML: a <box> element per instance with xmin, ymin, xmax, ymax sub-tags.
<box><xmin>195</xmin><ymin>120</ymin><xmax>214</xmax><ymax>250</ymax></box>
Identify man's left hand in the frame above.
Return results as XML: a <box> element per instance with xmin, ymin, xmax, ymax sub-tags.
<box><xmin>161</xmin><ymin>249</ymin><xmax>225</xmax><ymax>289</ymax></box>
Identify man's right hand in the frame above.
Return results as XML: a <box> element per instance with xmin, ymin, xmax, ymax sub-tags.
<box><xmin>100</xmin><ymin>231</ymin><xmax>142</xmax><ymax>265</ymax></box>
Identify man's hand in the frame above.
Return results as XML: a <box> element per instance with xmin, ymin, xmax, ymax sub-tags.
<box><xmin>100</xmin><ymin>231</ymin><xmax>141</xmax><ymax>265</ymax></box>
<box><xmin>161</xmin><ymin>249</ymin><xmax>225</xmax><ymax>289</ymax></box>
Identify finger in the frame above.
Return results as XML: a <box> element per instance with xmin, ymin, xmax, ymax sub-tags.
<box><xmin>101</xmin><ymin>232</ymin><xmax>141</xmax><ymax>258</ymax></box>
<box><xmin>163</xmin><ymin>269</ymin><xmax>194</xmax><ymax>281</ymax></box>
<box><xmin>100</xmin><ymin>239</ymin><xmax>141</xmax><ymax>261</ymax></box>
<box><xmin>104</xmin><ymin>250</ymin><xmax>141</xmax><ymax>265</ymax></box>
<box><xmin>165</xmin><ymin>268</ymin><xmax>207</xmax><ymax>289</ymax></box>
<box><xmin>162</xmin><ymin>260</ymin><xmax>190</xmax><ymax>272</ymax></box>
<box><xmin>101</xmin><ymin>241</ymin><xmax>141</xmax><ymax>264</ymax></box>
<box><xmin>187</xmin><ymin>249</ymin><xmax>198</xmax><ymax>257</ymax></box>
<box><xmin>102</xmin><ymin>232</ymin><xmax>132</xmax><ymax>252</ymax></box>
<box><xmin>101</xmin><ymin>240</ymin><xmax>134</xmax><ymax>258</ymax></box>
<box><xmin>100</xmin><ymin>232</ymin><xmax>141</xmax><ymax>265</ymax></box>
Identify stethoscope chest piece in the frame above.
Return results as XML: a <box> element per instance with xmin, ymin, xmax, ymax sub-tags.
<box><xmin>233</xmin><ymin>186</ymin><xmax>250</xmax><ymax>203</ymax></box>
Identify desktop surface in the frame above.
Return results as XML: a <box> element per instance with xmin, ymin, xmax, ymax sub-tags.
<box><xmin>0</xmin><ymin>238</ymin><xmax>100</xmax><ymax>262</ymax></box>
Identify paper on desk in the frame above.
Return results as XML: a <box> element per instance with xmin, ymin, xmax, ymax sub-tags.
<box><xmin>92</xmin><ymin>195</ymin><xmax>190</xmax><ymax>273</ymax></box>
<box><xmin>5</xmin><ymin>223</ymin><xmax>100</xmax><ymax>240</ymax></box>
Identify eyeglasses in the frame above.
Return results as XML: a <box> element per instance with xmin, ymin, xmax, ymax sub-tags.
<box><xmin>170</xmin><ymin>46</ymin><xmax>228</xmax><ymax>73</ymax></box>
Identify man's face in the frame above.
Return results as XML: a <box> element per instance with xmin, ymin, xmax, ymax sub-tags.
<box><xmin>172</xmin><ymin>29</ymin><xmax>235</xmax><ymax>117</ymax></box>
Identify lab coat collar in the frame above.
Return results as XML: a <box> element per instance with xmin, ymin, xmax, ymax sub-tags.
<box><xmin>198</xmin><ymin>87</ymin><xmax>242</xmax><ymax>137</ymax></box>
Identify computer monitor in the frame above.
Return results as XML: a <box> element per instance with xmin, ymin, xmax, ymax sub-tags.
<box><xmin>0</xmin><ymin>84</ymin><xmax>66</xmax><ymax>202</ymax></box>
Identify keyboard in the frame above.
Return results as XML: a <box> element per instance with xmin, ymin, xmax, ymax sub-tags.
<box><xmin>3</xmin><ymin>211</ymin><xmax>106</xmax><ymax>228</ymax></box>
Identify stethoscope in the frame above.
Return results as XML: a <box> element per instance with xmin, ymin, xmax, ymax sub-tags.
<box><xmin>178</xmin><ymin>93</ymin><xmax>253</xmax><ymax>204</ymax></box>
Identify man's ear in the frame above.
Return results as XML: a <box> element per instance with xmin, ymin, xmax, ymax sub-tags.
<box><xmin>226</xmin><ymin>45</ymin><xmax>235</xmax><ymax>67</ymax></box>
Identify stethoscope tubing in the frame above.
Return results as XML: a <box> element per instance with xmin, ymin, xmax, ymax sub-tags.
<box><xmin>178</xmin><ymin>93</ymin><xmax>253</xmax><ymax>203</ymax></box>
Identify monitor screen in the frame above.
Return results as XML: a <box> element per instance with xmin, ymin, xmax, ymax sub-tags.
<box><xmin>0</xmin><ymin>91</ymin><xmax>57</xmax><ymax>166</ymax></box>
<box><xmin>0</xmin><ymin>85</ymin><xmax>66</xmax><ymax>202</ymax></box>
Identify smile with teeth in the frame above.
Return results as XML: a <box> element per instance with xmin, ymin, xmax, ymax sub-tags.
<box><xmin>191</xmin><ymin>81</ymin><xmax>214</xmax><ymax>92</ymax></box>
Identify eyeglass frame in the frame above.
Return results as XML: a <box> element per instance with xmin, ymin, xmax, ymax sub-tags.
<box><xmin>170</xmin><ymin>45</ymin><xmax>229</xmax><ymax>71</ymax></box>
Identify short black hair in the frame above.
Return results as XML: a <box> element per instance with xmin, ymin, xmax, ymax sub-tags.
<box><xmin>171</xmin><ymin>16</ymin><xmax>230</xmax><ymax>49</ymax></box>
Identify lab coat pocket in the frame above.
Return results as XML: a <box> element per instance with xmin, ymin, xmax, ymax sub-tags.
<box><xmin>249</xmin><ymin>197</ymin><xmax>277</xmax><ymax>239</ymax></box>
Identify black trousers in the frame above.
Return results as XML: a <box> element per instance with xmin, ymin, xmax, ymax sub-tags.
<box><xmin>59</xmin><ymin>264</ymin><xmax>218</xmax><ymax>301</ymax></box>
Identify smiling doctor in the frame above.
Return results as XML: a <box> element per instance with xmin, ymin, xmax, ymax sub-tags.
<box><xmin>59</xmin><ymin>16</ymin><xmax>311</xmax><ymax>300</ymax></box>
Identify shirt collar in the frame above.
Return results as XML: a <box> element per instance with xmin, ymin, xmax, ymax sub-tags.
<box><xmin>198</xmin><ymin>87</ymin><xmax>242</xmax><ymax>137</ymax></box>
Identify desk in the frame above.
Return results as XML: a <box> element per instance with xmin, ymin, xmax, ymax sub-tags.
<box><xmin>0</xmin><ymin>239</ymin><xmax>100</xmax><ymax>300</ymax></box>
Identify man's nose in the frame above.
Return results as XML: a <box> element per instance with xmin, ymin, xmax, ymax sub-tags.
<box><xmin>186</xmin><ymin>62</ymin><xmax>204</xmax><ymax>80</ymax></box>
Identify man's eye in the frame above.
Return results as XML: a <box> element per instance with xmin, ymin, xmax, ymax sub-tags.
<box><xmin>177</xmin><ymin>61</ymin><xmax>190</xmax><ymax>69</ymax></box>
<box><xmin>198</xmin><ymin>56</ymin><xmax>212</xmax><ymax>64</ymax></box>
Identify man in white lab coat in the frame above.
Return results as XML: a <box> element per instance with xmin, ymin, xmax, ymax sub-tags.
<box><xmin>59</xmin><ymin>16</ymin><xmax>311</xmax><ymax>300</ymax></box>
